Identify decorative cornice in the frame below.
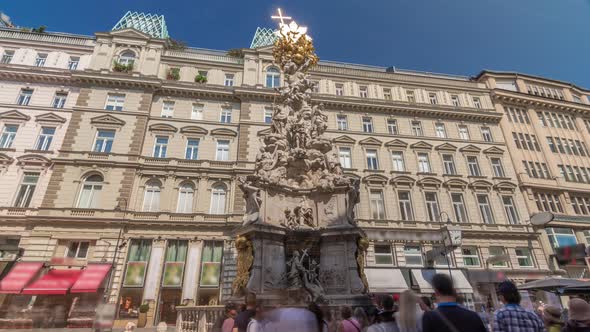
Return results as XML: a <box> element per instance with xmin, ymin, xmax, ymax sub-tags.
<box><xmin>492</xmin><ymin>90</ymin><xmax>590</xmax><ymax>114</ymax></box>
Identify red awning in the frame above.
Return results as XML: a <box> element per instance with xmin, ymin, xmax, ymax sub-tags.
<box><xmin>22</xmin><ymin>269</ymin><xmax>82</xmax><ymax>295</ymax></box>
<box><xmin>0</xmin><ymin>262</ymin><xmax>43</xmax><ymax>294</ymax></box>
<box><xmin>71</xmin><ymin>264</ymin><xmax>111</xmax><ymax>293</ymax></box>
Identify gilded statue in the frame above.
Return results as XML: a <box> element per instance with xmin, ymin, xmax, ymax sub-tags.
<box><xmin>232</xmin><ymin>236</ymin><xmax>253</xmax><ymax>296</ymax></box>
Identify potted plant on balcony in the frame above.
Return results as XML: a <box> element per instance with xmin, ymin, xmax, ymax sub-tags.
<box><xmin>194</xmin><ymin>74</ymin><xmax>207</xmax><ymax>84</ymax></box>
<box><xmin>167</xmin><ymin>68</ymin><xmax>180</xmax><ymax>81</ymax></box>
<box><xmin>113</xmin><ymin>61</ymin><xmax>133</xmax><ymax>73</ymax></box>
<box><xmin>137</xmin><ymin>303</ymin><xmax>149</xmax><ymax>328</ymax></box>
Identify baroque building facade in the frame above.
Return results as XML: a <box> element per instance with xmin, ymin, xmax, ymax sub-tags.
<box><xmin>0</xmin><ymin>13</ymin><xmax>585</xmax><ymax>328</ymax></box>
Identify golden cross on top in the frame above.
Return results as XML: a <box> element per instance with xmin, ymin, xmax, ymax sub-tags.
<box><xmin>271</xmin><ymin>8</ymin><xmax>292</xmax><ymax>25</ymax></box>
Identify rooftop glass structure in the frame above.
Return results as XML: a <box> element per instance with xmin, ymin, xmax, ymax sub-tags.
<box><xmin>250</xmin><ymin>27</ymin><xmax>278</xmax><ymax>49</ymax></box>
<box><xmin>112</xmin><ymin>11</ymin><xmax>169</xmax><ymax>39</ymax></box>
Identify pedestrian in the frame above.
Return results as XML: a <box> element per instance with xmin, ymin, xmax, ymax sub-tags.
<box><xmin>246</xmin><ymin>305</ymin><xmax>264</xmax><ymax>332</ymax></box>
<box><xmin>339</xmin><ymin>306</ymin><xmax>362</xmax><ymax>332</ymax></box>
<box><xmin>419</xmin><ymin>297</ymin><xmax>433</xmax><ymax>312</ymax></box>
<box><xmin>308</xmin><ymin>302</ymin><xmax>326</xmax><ymax>332</ymax></box>
<box><xmin>492</xmin><ymin>280</ymin><xmax>544</xmax><ymax>332</ymax></box>
<box><xmin>353</xmin><ymin>307</ymin><xmax>369</xmax><ymax>331</ymax></box>
<box><xmin>367</xmin><ymin>296</ymin><xmax>399</xmax><ymax>332</ymax></box>
<box><xmin>395</xmin><ymin>290</ymin><xmax>422</xmax><ymax>332</ymax></box>
<box><xmin>213</xmin><ymin>303</ymin><xmax>237</xmax><ymax>332</ymax></box>
<box><xmin>563</xmin><ymin>298</ymin><xmax>590</xmax><ymax>332</ymax></box>
<box><xmin>366</xmin><ymin>306</ymin><xmax>380</xmax><ymax>327</ymax></box>
<box><xmin>543</xmin><ymin>305</ymin><xmax>563</xmax><ymax>332</ymax></box>
<box><xmin>233</xmin><ymin>296</ymin><xmax>257</xmax><ymax>332</ymax></box>
<box><xmin>422</xmin><ymin>273</ymin><xmax>487</xmax><ymax>332</ymax></box>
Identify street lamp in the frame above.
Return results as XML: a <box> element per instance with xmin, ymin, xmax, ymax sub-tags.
<box><xmin>439</xmin><ymin>211</ymin><xmax>462</xmax><ymax>285</ymax></box>
<box><xmin>103</xmin><ymin>198</ymin><xmax>129</xmax><ymax>304</ymax></box>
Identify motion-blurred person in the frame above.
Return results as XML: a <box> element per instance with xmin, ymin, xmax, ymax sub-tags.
<box><xmin>308</xmin><ymin>302</ymin><xmax>325</xmax><ymax>332</ymax></box>
<box><xmin>353</xmin><ymin>307</ymin><xmax>369</xmax><ymax>331</ymax></box>
<box><xmin>367</xmin><ymin>296</ymin><xmax>399</xmax><ymax>332</ymax></box>
<box><xmin>246</xmin><ymin>305</ymin><xmax>265</xmax><ymax>332</ymax></box>
<box><xmin>339</xmin><ymin>306</ymin><xmax>361</xmax><ymax>332</ymax></box>
<box><xmin>422</xmin><ymin>274</ymin><xmax>486</xmax><ymax>332</ymax></box>
<box><xmin>233</xmin><ymin>297</ymin><xmax>256</xmax><ymax>332</ymax></box>
<box><xmin>543</xmin><ymin>305</ymin><xmax>563</xmax><ymax>332</ymax></box>
<box><xmin>563</xmin><ymin>298</ymin><xmax>590</xmax><ymax>332</ymax></box>
<box><xmin>492</xmin><ymin>280</ymin><xmax>544</xmax><ymax>332</ymax></box>
<box><xmin>395</xmin><ymin>290</ymin><xmax>422</xmax><ymax>332</ymax></box>
<box><xmin>418</xmin><ymin>297</ymin><xmax>432</xmax><ymax>312</ymax></box>
<box><xmin>264</xmin><ymin>306</ymin><xmax>318</xmax><ymax>332</ymax></box>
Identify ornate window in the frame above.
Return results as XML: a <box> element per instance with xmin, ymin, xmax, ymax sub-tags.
<box><xmin>118</xmin><ymin>51</ymin><xmax>136</xmax><ymax>66</ymax></box>
<box><xmin>365</xmin><ymin>149</ymin><xmax>379</xmax><ymax>170</ymax></box>
<box><xmin>105</xmin><ymin>93</ymin><xmax>125</xmax><ymax>111</ymax></box>
<box><xmin>391</xmin><ymin>151</ymin><xmax>405</xmax><ymax>172</ymax></box>
<box><xmin>362</xmin><ymin>117</ymin><xmax>373</xmax><ymax>133</ymax></box>
<box><xmin>216</xmin><ymin>140</ymin><xmax>230</xmax><ymax>161</ymax></box>
<box><xmin>481</xmin><ymin>127</ymin><xmax>493</xmax><ymax>142</ymax></box>
<box><xmin>491</xmin><ymin>158</ymin><xmax>505</xmax><ymax>177</ymax></box>
<box><xmin>411</xmin><ymin>121</ymin><xmax>423</xmax><ymax>136</ymax></box>
<box><xmin>77</xmin><ymin>174</ymin><xmax>103</xmax><ymax>209</ymax></box>
<box><xmin>52</xmin><ymin>92</ymin><xmax>68</xmax><ymax>108</ymax></box>
<box><xmin>387</xmin><ymin>119</ymin><xmax>398</xmax><ymax>135</ymax></box>
<box><xmin>458</xmin><ymin>125</ymin><xmax>470</xmax><ymax>140</ymax></box>
<box><xmin>335</xmin><ymin>83</ymin><xmax>344</xmax><ymax>96</ymax></box>
<box><xmin>68</xmin><ymin>56</ymin><xmax>79</xmax><ymax>70</ymax></box>
<box><xmin>477</xmin><ymin>194</ymin><xmax>494</xmax><ymax>224</ymax></box>
<box><xmin>398</xmin><ymin>191</ymin><xmax>414</xmax><ymax>221</ymax></box>
<box><xmin>442</xmin><ymin>154</ymin><xmax>456</xmax><ymax>175</ymax></box>
<box><xmin>177</xmin><ymin>183</ymin><xmax>195</xmax><ymax>213</ymax></box>
<box><xmin>210</xmin><ymin>184</ymin><xmax>227</xmax><ymax>214</ymax></box>
<box><xmin>265</xmin><ymin>67</ymin><xmax>280</xmax><ymax>88</ymax></box>
<box><xmin>417</xmin><ymin>153</ymin><xmax>431</xmax><ymax>173</ymax></box>
<box><xmin>143</xmin><ymin>181</ymin><xmax>161</xmax><ymax>212</ymax></box>
<box><xmin>0</xmin><ymin>125</ymin><xmax>18</xmax><ymax>148</ymax></box>
<box><xmin>337</xmin><ymin>115</ymin><xmax>348</xmax><ymax>131</ymax></box>
<box><xmin>220</xmin><ymin>108</ymin><xmax>232</xmax><ymax>123</ymax></box>
<box><xmin>425</xmin><ymin>192</ymin><xmax>440</xmax><ymax>222</ymax></box>
<box><xmin>17</xmin><ymin>89</ymin><xmax>33</xmax><ymax>106</ymax></box>
<box><xmin>35</xmin><ymin>53</ymin><xmax>47</xmax><ymax>67</ymax></box>
<box><xmin>451</xmin><ymin>193</ymin><xmax>468</xmax><ymax>223</ymax></box>
<box><xmin>224</xmin><ymin>74</ymin><xmax>234</xmax><ymax>87</ymax></box>
<box><xmin>153</xmin><ymin>136</ymin><xmax>168</xmax><ymax>158</ymax></box>
<box><xmin>467</xmin><ymin>156</ymin><xmax>481</xmax><ymax>176</ymax></box>
<box><xmin>370</xmin><ymin>190</ymin><xmax>385</xmax><ymax>219</ymax></box>
<box><xmin>34</xmin><ymin>127</ymin><xmax>55</xmax><ymax>151</ymax></box>
<box><xmin>94</xmin><ymin>130</ymin><xmax>115</xmax><ymax>153</ymax></box>
<box><xmin>13</xmin><ymin>172</ymin><xmax>39</xmax><ymax>208</ymax></box>
<box><xmin>185</xmin><ymin>139</ymin><xmax>199</xmax><ymax>160</ymax></box>
<box><xmin>435</xmin><ymin>123</ymin><xmax>447</xmax><ymax>138</ymax></box>
<box><xmin>338</xmin><ymin>147</ymin><xmax>352</xmax><ymax>168</ymax></box>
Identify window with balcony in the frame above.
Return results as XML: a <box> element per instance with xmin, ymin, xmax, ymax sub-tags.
<box><xmin>177</xmin><ymin>183</ymin><xmax>195</xmax><ymax>213</ymax></box>
<box><xmin>338</xmin><ymin>147</ymin><xmax>352</xmax><ymax>168</ymax></box>
<box><xmin>442</xmin><ymin>154</ymin><xmax>456</xmax><ymax>175</ymax></box>
<box><xmin>362</xmin><ymin>117</ymin><xmax>373</xmax><ymax>133</ymax></box>
<box><xmin>210</xmin><ymin>184</ymin><xmax>227</xmax><ymax>214</ymax></box>
<box><xmin>411</xmin><ymin>121</ymin><xmax>423</xmax><ymax>136</ymax></box>
<box><xmin>13</xmin><ymin>173</ymin><xmax>39</xmax><ymax>208</ymax></box>
<box><xmin>451</xmin><ymin>193</ymin><xmax>468</xmax><ymax>222</ymax></box>
<box><xmin>374</xmin><ymin>244</ymin><xmax>394</xmax><ymax>265</ymax></box>
<box><xmin>502</xmin><ymin>196</ymin><xmax>520</xmax><ymax>224</ymax></box>
<box><xmin>185</xmin><ymin>139</ymin><xmax>199</xmax><ymax>160</ymax></box>
<box><xmin>77</xmin><ymin>174</ymin><xmax>103</xmax><ymax>209</ymax></box>
<box><xmin>398</xmin><ymin>191</ymin><xmax>414</xmax><ymax>221</ymax></box>
<box><xmin>35</xmin><ymin>127</ymin><xmax>55</xmax><ymax>151</ymax></box>
<box><xmin>93</xmin><ymin>130</ymin><xmax>115</xmax><ymax>153</ymax></box>
<box><xmin>387</xmin><ymin>119</ymin><xmax>398</xmax><ymax>135</ymax></box>
<box><xmin>265</xmin><ymin>67</ymin><xmax>280</xmax><ymax>88</ymax></box>
<box><xmin>17</xmin><ymin>89</ymin><xmax>33</xmax><ymax>106</ymax></box>
<box><xmin>425</xmin><ymin>192</ymin><xmax>440</xmax><ymax>222</ymax></box>
<box><xmin>462</xmin><ymin>247</ymin><xmax>480</xmax><ymax>267</ymax></box>
<box><xmin>105</xmin><ymin>94</ymin><xmax>125</xmax><ymax>111</ymax></box>
<box><xmin>118</xmin><ymin>51</ymin><xmax>135</xmax><ymax>66</ymax></box>
<box><xmin>161</xmin><ymin>101</ymin><xmax>174</xmax><ymax>118</ymax></box>
<box><xmin>370</xmin><ymin>190</ymin><xmax>386</xmax><ymax>219</ymax></box>
<box><xmin>477</xmin><ymin>194</ymin><xmax>494</xmax><ymax>224</ymax></box>
<box><xmin>216</xmin><ymin>140</ymin><xmax>230</xmax><ymax>161</ymax></box>
<box><xmin>404</xmin><ymin>245</ymin><xmax>422</xmax><ymax>266</ymax></box>
<box><xmin>52</xmin><ymin>92</ymin><xmax>67</xmax><ymax>108</ymax></box>
<box><xmin>366</xmin><ymin>149</ymin><xmax>379</xmax><ymax>170</ymax></box>
<box><xmin>0</xmin><ymin>125</ymin><xmax>17</xmax><ymax>148</ymax></box>
<box><xmin>337</xmin><ymin>114</ymin><xmax>348</xmax><ymax>131</ymax></box>
<box><xmin>153</xmin><ymin>136</ymin><xmax>168</xmax><ymax>158</ymax></box>
<box><xmin>391</xmin><ymin>151</ymin><xmax>405</xmax><ymax>172</ymax></box>
<box><xmin>143</xmin><ymin>181</ymin><xmax>161</xmax><ymax>212</ymax></box>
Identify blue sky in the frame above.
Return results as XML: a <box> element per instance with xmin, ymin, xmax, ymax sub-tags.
<box><xmin>3</xmin><ymin>0</ymin><xmax>590</xmax><ymax>88</ymax></box>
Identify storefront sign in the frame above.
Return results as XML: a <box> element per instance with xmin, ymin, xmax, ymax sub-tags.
<box><xmin>123</xmin><ymin>262</ymin><xmax>147</xmax><ymax>287</ymax></box>
<box><xmin>200</xmin><ymin>262</ymin><xmax>221</xmax><ymax>287</ymax></box>
<box><xmin>162</xmin><ymin>262</ymin><xmax>184</xmax><ymax>287</ymax></box>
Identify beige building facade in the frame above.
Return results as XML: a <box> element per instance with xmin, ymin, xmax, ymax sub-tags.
<box><xmin>0</xmin><ymin>18</ymin><xmax>580</xmax><ymax>328</ymax></box>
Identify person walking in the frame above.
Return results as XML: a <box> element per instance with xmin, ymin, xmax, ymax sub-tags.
<box><xmin>422</xmin><ymin>273</ymin><xmax>487</xmax><ymax>332</ymax></box>
<box><xmin>563</xmin><ymin>298</ymin><xmax>590</xmax><ymax>332</ymax></box>
<box><xmin>353</xmin><ymin>307</ymin><xmax>369</xmax><ymax>331</ymax></box>
<box><xmin>395</xmin><ymin>290</ymin><xmax>423</xmax><ymax>332</ymax></box>
<box><xmin>339</xmin><ymin>306</ymin><xmax>362</xmax><ymax>332</ymax></box>
<box><xmin>367</xmin><ymin>296</ymin><xmax>399</xmax><ymax>332</ymax></box>
<box><xmin>492</xmin><ymin>280</ymin><xmax>544</xmax><ymax>332</ymax></box>
<box><xmin>246</xmin><ymin>306</ymin><xmax>264</xmax><ymax>332</ymax></box>
<box><xmin>543</xmin><ymin>305</ymin><xmax>563</xmax><ymax>332</ymax></box>
<box><xmin>233</xmin><ymin>297</ymin><xmax>257</xmax><ymax>332</ymax></box>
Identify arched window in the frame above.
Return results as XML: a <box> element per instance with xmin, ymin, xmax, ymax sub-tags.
<box><xmin>143</xmin><ymin>180</ymin><xmax>161</xmax><ymax>212</ymax></box>
<box><xmin>118</xmin><ymin>51</ymin><xmax>136</xmax><ymax>66</ymax></box>
<box><xmin>209</xmin><ymin>184</ymin><xmax>227</xmax><ymax>214</ymax></box>
<box><xmin>176</xmin><ymin>183</ymin><xmax>194</xmax><ymax>213</ymax></box>
<box><xmin>78</xmin><ymin>174</ymin><xmax>103</xmax><ymax>208</ymax></box>
<box><xmin>265</xmin><ymin>67</ymin><xmax>280</xmax><ymax>88</ymax></box>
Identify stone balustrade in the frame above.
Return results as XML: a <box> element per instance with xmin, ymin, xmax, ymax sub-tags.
<box><xmin>0</xmin><ymin>27</ymin><xmax>94</xmax><ymax>46</ymax></box>
<box><xmin>164</xmin><ymin>48</ymin><xmax>244</xmax><ymax>65</ymax></box>
<box><xmin>176</xmin><ymin>305</ymin><xmax>225</xmax><ymax>332</ymax></box>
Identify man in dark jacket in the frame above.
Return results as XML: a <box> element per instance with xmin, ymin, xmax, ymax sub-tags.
<box><xmin>422</xmin><ymin>273</ymin><xmax>487</xmax><ymax>332</ymax></box>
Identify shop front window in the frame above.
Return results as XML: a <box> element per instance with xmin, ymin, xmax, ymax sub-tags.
<box><xmin>118</xmin><ymin>239</ymin><xmax>152</xmax><ymax>319</ymax></box>
<box><xmin>158</xmin><ymin>240</ymin><xmax>188</xmax><ymax>325</ymax></box>
<box><xmin>198</xmin><ymin>241</ymin><xmax>224</xmax><ymax>305</ymax></box>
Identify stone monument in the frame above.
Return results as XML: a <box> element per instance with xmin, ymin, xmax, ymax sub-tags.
<box><xmin>232</xmin><ymin>9</ymin><xmax>369</xmax><ymax>305</ymax></box>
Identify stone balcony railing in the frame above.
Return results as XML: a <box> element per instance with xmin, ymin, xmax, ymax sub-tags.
<box><xmin>176</xmin><ymin>306</ymin><xmax>225</xmax><ymax>332</ymax></box>
<box><xmin>164</xmin><ymin>48</ymin><xmax>244</xmax><ymax>65</ymax></box>
<box><xmin>0</xmin><ymin>27</ymin><xmax>95</xmax><ymax>47</ymax></box>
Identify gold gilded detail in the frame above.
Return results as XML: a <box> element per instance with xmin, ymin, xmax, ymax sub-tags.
<box><xmin>232</xmin><ymin>236</ymin><xmax>253</xmax><ymax>295</ymax></box>
<box><xmin>356</xmin><ymin>237</ymin><xmax>369</xmax><ymax>293</ymax></box>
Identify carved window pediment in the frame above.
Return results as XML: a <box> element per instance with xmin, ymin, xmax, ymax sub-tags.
<box><xmin>16</xmin><ymin>154</ymin><xmax>51</xmax><ymax>167</ymax></box>
<box><xmin>91</xmin><ymin>114</ymin><xmax>126</xmax><ymax>127</ymax></box>
<box><xmin>391</xmin><ymin>175</ymin><xmax>416</xmax><ymax>187</ymax></box>
<box><xmin>211</xmin><ymin>128</ymin><xmax>238</xmax><ymax>137</ymax></box>
<box><xmin>435</xmin><ymin>143</ymin><xmax>457</xmax><ymax>151</ymax></box>
<box><xmin>385</xmin><ymin>139</ymin><xmax>408</xmax><ymax>148</ymax></box>
<box><xmin>0</xmin><ymin>153</ymin><xmax>14</xmax><ymax>165</ymax></box>
<box><xmin>469</xmin><ymin>179</ymin><xmax>493</xmax><ymax>191</ymax></box>
<box><xmin>444</xmin><ymin>179</ymin><xmax>468</xmax><ymax>190</ymax></box>
<box><xmin>149</xmin><ymin>123</ymin><xmax>178</xmax><ymax>133</ymax></box>
<box><xmin>362</xmin><ymin>174</ymin><xmax>388</xmax><ymax>185</ymax></box>
<box><xmin>0</xmin><ymin>110</ymin><xmax>30</xmax><ymax>122</ymax></box>
<box><xmin>359</xmin><ymin>137</ymin><xmax>382</xmax><ymax>146</ymax></box>
<box><xmin>180</xmin><ymin>126</ymin><xmax>208</xmax><ymax>135</ymax></box>
<box><xmin>35</xmin><ymin>112</ymin><xmax>67</xmax><ymax>124</ymax></box>
<box><xmin>483</xmin><ymin>147</ymin><xmax>505</xmax><ymax>155</ymax></box>
<box><xmin>257</xmin><ymin>128</ymin><xmax>271</xmax><ymax>137</ymax></box>
<box><xmin>459</xmin><ymin>144</ymin><xmax>482</xmax><ymax>153</ymax></box>
<box><xmin>333</xmin><ymin>135</ymin><xmax>356</xmax><ymax>144</ymax></box>
<box><xmin>417</xmin><ymin>177</ymin><xmax>442</xmax><ymax>189</ymax></box>
<box><xmin>110</xmin><ymin>28</ymin><xmax>152</xmax><ymax>40</ymax></box>
<box><xmin>409</xmin><ymin>141</ymin><xmax>433</xmax><ymax>150</ymax></box>
<box><xmin>494</xmin><ymin>181</ymin><xmax>517</xmax><ymax>193</ymax></box>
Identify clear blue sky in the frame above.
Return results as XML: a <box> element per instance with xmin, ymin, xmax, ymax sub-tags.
<box><xmin>3</xmin><ymin>0</ymin><xmax>589</xmax><ymax>88</ymax></box>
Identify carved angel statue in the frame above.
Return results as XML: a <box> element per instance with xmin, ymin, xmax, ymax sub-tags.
<box><xmin>238</xmin><ymin>177</ymin><xmax>262</xmax><ymax>226</ymax></box>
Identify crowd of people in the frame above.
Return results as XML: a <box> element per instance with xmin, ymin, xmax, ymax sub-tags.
<box><xmin>212</xmin><ymin>274</ymin><xmax>590</xmax><ymax>332</ymax></box>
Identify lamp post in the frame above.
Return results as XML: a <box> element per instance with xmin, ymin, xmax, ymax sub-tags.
<box><xmin>103</xmin><ymin>198</ymin><xmax>128</xmax><ymax>304</ymax></box>
<box><xmin>439</xmin><ymin>211</ymin><xmax>462</xmax><ymax>285</ymax></box>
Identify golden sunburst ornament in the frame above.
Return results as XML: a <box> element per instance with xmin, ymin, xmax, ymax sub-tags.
<box><xmin>271</xmin><ymin>8</ymin><xmax>319</xmax><ymax>71</ymax></box>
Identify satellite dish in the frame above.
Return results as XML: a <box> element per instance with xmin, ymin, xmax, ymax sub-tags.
<box><xmin>530</xmin><ymin>212</ymin><xmax>554</xmax><ymax>227</ymax></box>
